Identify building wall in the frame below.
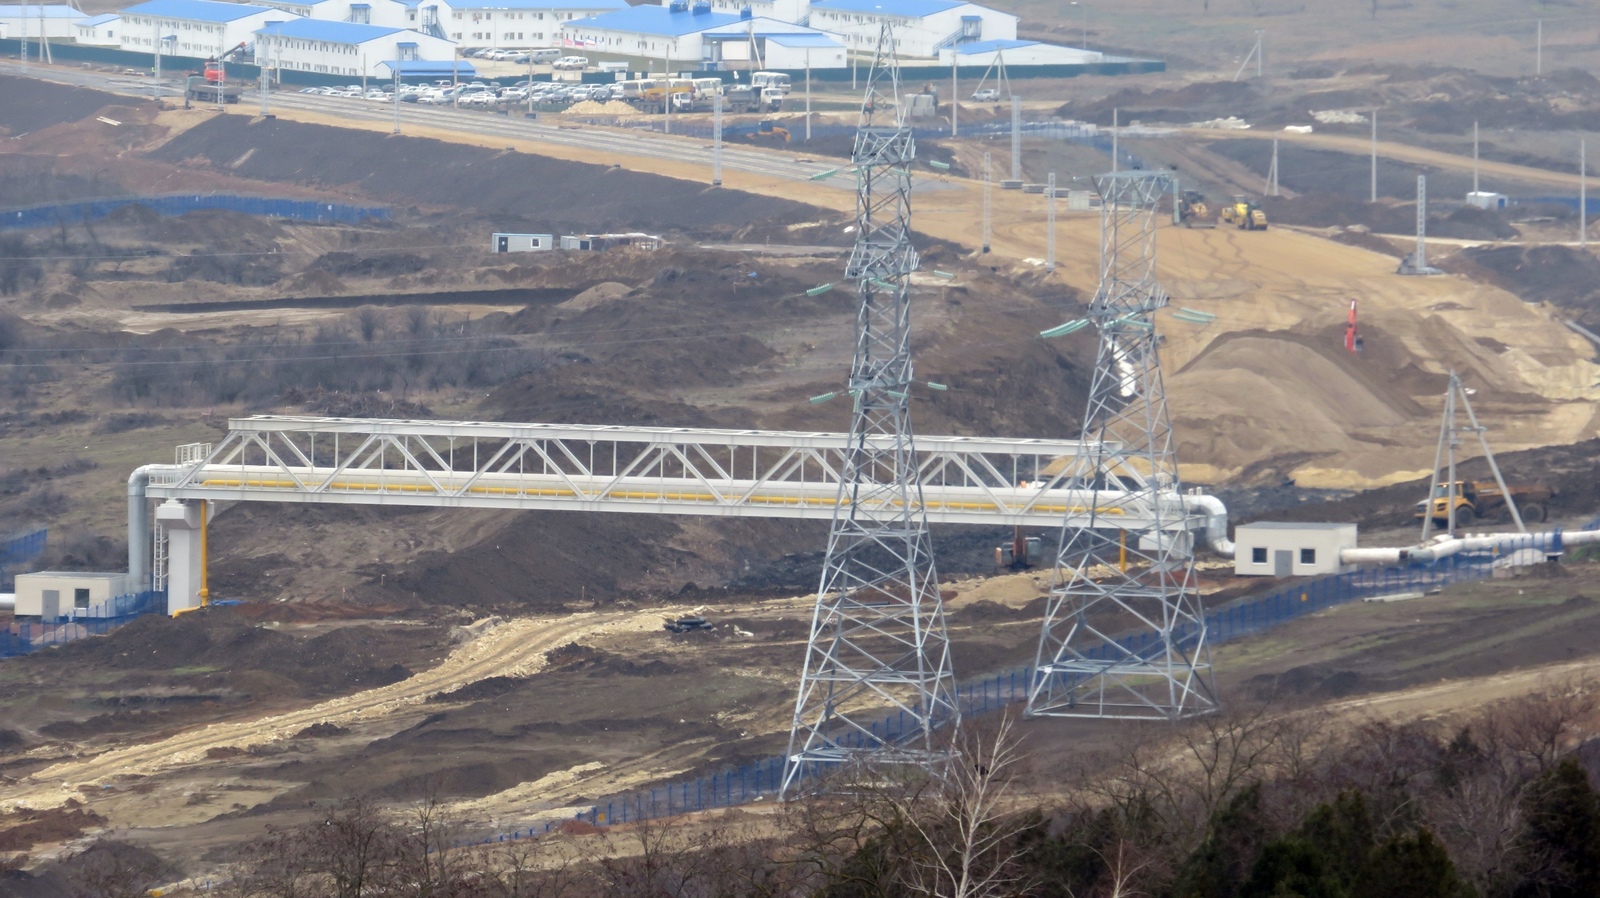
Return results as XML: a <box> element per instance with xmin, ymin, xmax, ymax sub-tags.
<box><xmin>118</xmin><ymin>9</ymin><xmax>288</xmax><ymax>58</ymax></box>
<box><xmin>655</xmin><ymin>0</ymin><xmax>808</xmax><ymax>25</ymax></box>
<box><xmin>14</xmin><ymin>573</ymin><xmax>128</xmax><ymax>619</ymax></box>
<box><xmin>810</xmin><ymin>2</ymin><xmax>1015</xmax><ymax>58</ymax></box>
<box><xmin>435</xmin><ymin>0</ymin><xmax>610</xmax><ymax>47</ymax></box>
<box><xmin>257</xmin><ymin>0</ymin><xmax>412</xmax><ymax>30</ymax></box>
<box><xmin>762</xmin><ymin>42</ymin><xmax>842</xmax><ymax>68</ymax></box>
<box><xmin>76</xmin><ymin>18</ymin><xmax>122</xmax><ymax>45</ymax></box>
<box><xmin>0</xmin><ymin>12</ymin><xmax>85</xmax><ymax>39</ymax></box>
<box><xmin>1233</xmin><ymin>524</ymin><xmax>1356</xmax><ymax>577</ymax></box>
<box><xmin>257</xmin><ymin>28</ymin><xmax>456</xmax><ymax>76</ymax></box>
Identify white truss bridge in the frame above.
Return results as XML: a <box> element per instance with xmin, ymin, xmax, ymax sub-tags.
<box><xmin>142</xmin><ymin>416</ymin><xmax>1195</xmax><ymax>529</ymax></box>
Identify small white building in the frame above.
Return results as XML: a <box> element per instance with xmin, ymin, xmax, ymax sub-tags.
<box><xmin>75</xmin><ymin>12</ymin><xmax>123</xmax><ymax>45</ymax></box>
<box><xmin>428</xmin><ymin>0</ymin><xmax>625</xmax><ymax>47</ymax></box>
<box><xmin>1233</xmin><ymin>522</ymin><xmax>1357</xmax><ymax>578</ymax></box>
<box><xmin>256</xmin><ymin>18</ymin><xmax>457</xmax><ymax>76</ymax></box>
<box><xmin>0</xmin><ymin>4</ymin><xmax>87</xmax><ymax>40</ymax></box>
<box><xmin>13</xmin><ymin>572</ymin><xmax>130</xmax><ymax>620</ymax></box>
<box><xmin>1466</xmin><ymin>191</ymin><xmax>1508</xmax><ymax>210</ymax></box>
<box><xmin>565</xmin><ymin>4</ymin><xmax>841</xmax><ymax>68</ymax></box>
<box><xmin>809</xmin><ymin>0</ymin><xmax>1015</xmax><ymax>60</ymax></box>
<box><xmin>255</xmin><ymin>0</ymin><xmax>414</xmax><ymax>30</ymax></box>
<box><xmin>492</xmin><ymin>233</ymin><xmax>555</xmax><ymax>252</ymax></box>
<box><xmin>118</xmin><ymin>0</ymin><xmax>292</xmax><ymax>60</ymax></box>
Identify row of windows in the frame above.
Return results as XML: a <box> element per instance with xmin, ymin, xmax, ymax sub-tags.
<box><xmin>468</xmin><ymin>31</ymin><xmax>544</xmax><ymax>40</ymax></box>
<box><xmin>1248</xmin><ymin>547</ymin><xmax>1318</xmax><ymax>565</ymax></box>
<box><xmin>454</xmin><ymin>10</ymin><xmax>567</xmax><ymax>19</ymax></box>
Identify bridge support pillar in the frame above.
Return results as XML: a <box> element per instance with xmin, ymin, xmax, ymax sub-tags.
<box><xmin>156</xmin><ymin>500</ymin><xmax>204</xmax><ymax>615</ymax></box>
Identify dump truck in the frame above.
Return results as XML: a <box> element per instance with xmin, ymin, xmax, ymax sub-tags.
<box><xmin>1178</xmin><ymin>190</ymin><xmax>1216</xmax><ymax>228</ymax></box>
<box><xmin>1415</xmin><ymin>480</ymin><xmax>1555</xmax><ymax>526</ymax></box>
<box><xmin>1219</xmin><ymin>195</ymin><xmax>1268</xmax><ymax>230</ymax></box>
<box><xmin>186</xmin><ymin>75</ymin><xmax>242</xmax><ymax>104</ymax></box>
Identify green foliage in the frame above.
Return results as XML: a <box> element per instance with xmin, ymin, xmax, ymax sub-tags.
<box><xmin>1515</xmin><ymin>757</ymin><xmax>1600</xmax><ymax>898</ymax></box>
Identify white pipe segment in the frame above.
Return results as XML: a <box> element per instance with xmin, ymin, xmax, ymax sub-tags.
<box><xmin>128</xmin><ymin>465</ymin><xmax>157</xmax><ymax>592</ymax></box>
<box><xmin>1184</xmin><ymin>493</ymin><xmax>1235</xmax><ymax>557</ymax></box>
<box><xmin>0</xmin><ymin>594</ymin><xmax>13</xmax><ymax>611</ymax></box>
<box><xmin>1339</xmin><ymin>526</ymin><xmax>1600</xmax><ymax>566</ymax></box>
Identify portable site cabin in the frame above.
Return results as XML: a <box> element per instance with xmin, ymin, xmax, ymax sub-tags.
<box><xmin>1233</xmin><ymin>522</ymin><xmax>1357</xmax><ymax>577</ymax></box>
<box><xmin>492</xmin><ymin>233</ymin><xmax>555</xmax><ymax>253</ymax></box>
<box><xmin>13</xmin><ymin>571</ymin><xmax>130</xmax><ymax>620</ymax></box>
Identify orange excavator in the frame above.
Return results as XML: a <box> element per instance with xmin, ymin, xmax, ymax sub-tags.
<box><xmin>203</xmin><ymin>42</ymin><xmax>249</xmax><ymax>83</ymax></box>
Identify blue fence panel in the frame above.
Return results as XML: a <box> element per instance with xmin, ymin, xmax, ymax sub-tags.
<box><xmin>0</xmin><ymin>195</ymin><xmax>390</xmax><ymax>232</ymax></box>
<box><xmin>0</xmin><ymin>590</ymin><xmax>166</xmax><ymax>660</ymax></box>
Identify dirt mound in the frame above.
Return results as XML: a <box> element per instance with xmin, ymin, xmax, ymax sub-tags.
<box><xmin>0</xmin><ymin>805</ymin><xmax>105</xmax><ymax>852</ymax></box>
<box><xmin>427</xmin><ymin>675</ymin><xmax>531</xmax><ymax>703</ymax></box>
<box><xmin>293</xmin><ymin>722</ymin><xmax>350</xmax><ymax>739</ymax></box>
<box><xmin>1442</xmin><ymin>245</ymin><xmax>1600</xmax><ymax>328</ymax></box>
<box><xmin>27</xmin><ymin>608</ymin><xmax>446</xmax><ymax>697</ymax></box>
<box><xmin>1065</xmin><ymin>80</ymin><xmax>1265</xmax><ymax>126</ymax></box>
<box><xmin>311</xmin><ymin>251</ymin><xmax>427</xmax><ymax>278</ymax></box>
<box><xmin>149</xmin><ymin>117</ymin><xmax>821</xmax><ymax>238</ymax></box>
<box><xmin>0</xmin><ymin>75</ymin><xmax>125</xmax><ymax>138</ymax></box>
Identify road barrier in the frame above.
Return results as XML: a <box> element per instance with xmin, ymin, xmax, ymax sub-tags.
<box><xmin>1</xmin><ymin>195</ymin><xmax>390</xmax><ymax>232</ymax></box>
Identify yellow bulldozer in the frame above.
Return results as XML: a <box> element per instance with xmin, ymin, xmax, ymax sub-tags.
<box><xmin>1178</xmin><ymin>190</ymin><xmax>1216</xmax><ymax>229</ymax></box>
<box><xmin>1219</xmin><ymin>195</ymin><xmax>1269</xmax><ymax>230</ymax></box>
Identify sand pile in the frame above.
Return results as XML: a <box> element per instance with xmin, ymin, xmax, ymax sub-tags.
<box><xmin>563</xmin><ymin>100</ymin><xmax>640</xmax><ymax>115</ymax></box>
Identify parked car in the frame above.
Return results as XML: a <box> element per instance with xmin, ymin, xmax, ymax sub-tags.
<box><xmin>971</xmin><ymin>88</ymin><xmax>1001</xmax><ymax>102</ymax></box>
<box><xmin>552</xmin><ymin>56</ymin><xmax>588</xmax><ymax>70</ymax></box>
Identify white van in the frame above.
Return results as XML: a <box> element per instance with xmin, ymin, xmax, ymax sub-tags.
<box><xmin>553</xmin><ymin>56</ymin><xmax>589</xmax><ymax>70</ymax></box>
<box><xmin>527</xmin><ymin>48</ymin><xmax>563</xmax><ymax>64</ymax></box>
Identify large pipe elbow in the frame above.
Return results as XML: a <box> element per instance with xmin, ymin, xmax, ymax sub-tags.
<box><xmin>1185</xmin><ymin>492</ymin><xmax>1234</xmax><ymax>558</ymax></box>
<box><xmin>128</xmin><ymin>465</ymin><xmax>157</xmax><ymax>593</ymax></box>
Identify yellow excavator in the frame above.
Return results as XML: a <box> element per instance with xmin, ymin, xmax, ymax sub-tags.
<box><xmin>1178</xmin><ymin>190</ymin><xmax>1216</xmax><ymax>228</ymax></box>
<box><xmin>1219</xmin><ymin>195</ymin><xmax>1269</xmax><ymax>230</ymax></box>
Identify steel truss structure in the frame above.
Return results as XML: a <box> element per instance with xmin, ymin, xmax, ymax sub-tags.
<box><xmin>1028</xmin><ymin>172</ymin><xmax>1218</xmax><ymax>721</ymax></box>
<box><xmin>782</xmin><ymin>24</ymin><xmax>959</xmax><ymax>795</ymax></box>
<box><xmin>138</xmin><ymin>416</ymin><xmax>1190</xmax><ymax>528</ymax></box>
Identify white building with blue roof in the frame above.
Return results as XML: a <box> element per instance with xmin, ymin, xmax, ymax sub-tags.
<box><xmin>118</xmin><ymin>0</ymin><xmax>292</xmax><ymax>58</ymax></box>
<box><xmin>428</xmin><ymin>0</ymin><xmax>625</xmax><ymax>48</ymax></box>
<box><xmin>563</xmin><ymin>3</ymin><xmax>841</xmax><ymax>68</ymax></box>
<box><xmin>75</xmin><ymin>12</ymin><xmax>123</xmax><ymax>45</ymax></box>
<box><xmin>255</xmin><ymin>0</ymin><xmax>414</xmax><ymax>31</ymax></box>
<box><xmin>0</xmin><ymin>4</ymin><xmax>88</xmax><ymax>40</ymax></box>
<box><xmin>255</xmin><ymin>17</ymin><xmax>456</xmax><ymax>75</ymax></box>
<box><xmin>807</xmin><ymin>0</ymin><xmax>1015</xmax><ymax>59</ymax></box>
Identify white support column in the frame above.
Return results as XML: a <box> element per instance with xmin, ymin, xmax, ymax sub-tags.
<box><xmin>156</xmin><ymin>500</ymin><xmax>203</xmax><ymax>615</ymax></box>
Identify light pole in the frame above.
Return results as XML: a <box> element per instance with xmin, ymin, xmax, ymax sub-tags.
<box><xmin>1070</xmin><ymin>1</ymin><xmax>1087</xmax><ymax>50</ymax></box>
<box><xmin>804</xmin><ymin>47</ymin><xmax>811</xmax><ymax>141</ymax></box>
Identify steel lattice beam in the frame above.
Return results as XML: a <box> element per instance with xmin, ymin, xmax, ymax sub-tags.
<box><xmin>1027</xmin><ymin>172</ymin><xmax>1218</xmax><ymax>721</ymax></box>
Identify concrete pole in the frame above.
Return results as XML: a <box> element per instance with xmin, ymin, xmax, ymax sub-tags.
<box><xmin>1256</xmin><ymin>29</ymin><xmax>1262</xmax><ymax>78</ymax></box>
<box><xmin>713</xmin><ymin>93</ymin><xmax>723</xmax><ymax>187</ymax></box>
<box><xmin>950</xmin><ymin>48</ymin><xmax>957</xmax><ymax>138</ymax></box>
<box><xmin>1010</xmin><ymin>95</ymin><xmax>1021</xmax><ymax>180</ymax></box>
<box><xmin>1582</xmin><ymin>139</ymin><xmax>1587</xmax><ymax>249</ymax></box>
<box><xmin>19</xmin><ymin>0</ymin><xmax>27</xmax><ymax>72</ymax></box>
<box><xmin>152</xmin><ymin>26</ymin><xmax>160</xmax><ymax>101</ymax></box>
<box><xmin>393</xmin><ymin>67</ymin><xmax>401</xmax><ymax>134</ymax></box>
<box><xmin>1111</xmin><ymin>107</ymin><xmax>1118</xmax><ymax>173</ymax></box>
<box><xmin>982</xmin><ymin>150</ymin><xmax>991</xmax><ymax>252</ymax></box>
<box><xmin>1370</xmin><ymin>109</ymin><xmax>1377</xmax><ymax>202</ymax></box>
<box><xmin>260</xmin><ymin>52</ymin><xmax>269</xmax><ymax>115</ymax></box>
<box><xmin>1472</xmin><ymin>120</ymin><xmax>1479</xmax><ymax>194</ymax></box>
<box><xmin>1269</xmin><ymin>137</ymin><xmax>1279</xmax><ymax>196</ymax></box>
<box><xmin>805</xmin><ymin>48</ymin><xmax>811</xmax><ymax>141</ymax></box>
<box><xmin>528</xmin><ymin>52</ymin><xmax>535</xmax><ymax>116</ymax></box>
<box><xmin>216</xmin><ymin>36</ymin><xmax>225</xmax><ymax>112</ymax></box>
<box><xmin>1046</xmin><ymin>172</ymin><xmax>1056</xmax><ymax>272</ymax></box>
<box><xmin>663</xmin><ymin>48</ymin><xmax>670</xmax><ymax>135</ymax></box>
<box><xmin>1537</xmin><ymin>19</ymin><xmax>1543</xmax><ymax>76</ymax></box>
<box><xmin>362</xmin><ymin>54</ymin><xmax>367</xmax><ymax>94</ymax></box>
<box><xmin>1415</xmin><ymin>174</ymin><xmax>1427</xmax><ymax>270</ymax></box>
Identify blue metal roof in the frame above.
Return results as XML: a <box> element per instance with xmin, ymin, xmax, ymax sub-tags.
<box><xmin>763</xmin><ymin>32</ymin><xmax>842</xmax><ymax>48</ymax></box>
<box><xmin>567</xmin><ymin>5</ymin><xmax>744</xmax><ymax>36</ymax></box>
<box><xmin>810</xmin><ymin>0</ymin><xmax>968</xmax><ymax>17</ymax></box>
<box><xmin>955</xmin><ymin>38</ymin><xmax>1035</xmax><ymax>55</ymax></box>
<box><xmin>121</xmin><ymin>0</ymin><xmax>280</xmax><ymax>22</ymax></box>
<box><xmin>256</xmin><ymin>18</ymin><xmax>409</xmax><ymax>41</ymax></box>
<box><xmin>2</xmin><ymin>4</ymin><xmax>87</xmax><ymax>17</ymax></box>
<box><xmin>448</xmin><ymin>0</ymin><xmax>624</xmax><ymax>9</ymax></box>
<box><xmin>381</xmin><ymin>59</ymin><xmax>478</xmax><ymax>74</ymax></box>
<box><xmin>79</xmin><ymin>12</ymin><xmax>121</xmax><ymax>25</ymax></box>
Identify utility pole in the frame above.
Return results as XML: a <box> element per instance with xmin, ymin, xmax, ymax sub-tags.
<box><xmin>712</xmin><ymin>93</ymin><xmax>723</xmax><ymax>187</ymax></box>
<box><xmin>1370</xmin><ymin>109</ymin><xmax>1377</xmax><ymax>203</ymax></box>
<box><xmin>1472</xmin><ymin>120</ymin><xmax>1479</xmax><ymax>194</ymax></box>
<box><xmin>19</xmin><ymin>0</ymin><xmax>28</xmax><ymax>73</ymax></box>
<box><xmin>216</xmin><ymin>35</ymin><xmax>225</xmax><ymax>112</ymax></box>
<box><xmin>1111</xmin><ymin>107</ymin><xmax>1119</xmax><ymax>172</ymax></box>
<box><xmin>805</xmin><ymin>48</ymin><xmax>812</xmax><ymax>141</ymax></box>
<box><xmin>982</xmin><ymin>150</ymin><xmax>992</xmax><ymax>252</ymax></box>
<box><xmin>1267</xmin><ymin>137</ymin><xmax>1279</xmax><ymax>196</ymax></box>
<box><xmin>1536</xmin><ymin>19</ymin><xmax>1543</xmax><ymax>76</ymax></box>
<box><xmin>1010</xmin><ymin>95</ymin><xmax>1021</xmax><ymax>180</ymax></box>
<box><xmin>1046</xmin><ymin>172</ymin><xmax>1056</xmax><ymax>272</ymax></box>
<box><xmin>392</xmin><ymin>67</ymin><xmax>401</xmax><ymax>134</ymax></box>
<box><xmin>152</xmin><ymin>26</ymin><xmax>160</xmax><ymax>101</ymax></box>
<box><xmin>259</xmin><ymin>50</ymin><xmax>269</xmax><ymax>115</ymax></box>
<box><xmin>950</xmin><ymin>47</ymin><xmax>957</xmax><ymax>138</ymax></box>
<box><xmin>1424</xmin><ymin>371</ymin><xmax>1526</xmax><ymax>540</ymax></box>
<box><xmin>1582</xmin><ymin>139</ymin><xmax>1587</xmax><ymax>249</ymax></box>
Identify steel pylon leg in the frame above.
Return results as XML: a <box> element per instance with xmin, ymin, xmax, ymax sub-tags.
<box><xmin>1027</xmin><ymin>172</ymin><xmax>1217</xmax><ymax>721</ymax></box>
<box><xmin>782</xmin><ymin>23</ymin><xmax>959</xmax><ymax>797</ymax></box>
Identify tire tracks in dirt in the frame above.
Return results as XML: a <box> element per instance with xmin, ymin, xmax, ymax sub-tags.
<box><xmin>1</xmin><ymin>611</ymin><xmax>666</xmax><ymax>813</ymax></box>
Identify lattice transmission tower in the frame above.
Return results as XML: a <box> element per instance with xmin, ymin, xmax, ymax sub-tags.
<box><xmin>1028</xmin><ymin>171</ymin><xmax>1217</xmax><ymax>720</ymax></box>
<box><xmin>782</xmin><ymin>24</ymin><xmax>959</xmax><ymax>796</ymax></box>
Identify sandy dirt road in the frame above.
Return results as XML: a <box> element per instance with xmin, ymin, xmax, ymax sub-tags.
<box><xmin>1</xmin><ymin>611</ymin><xmax>667</xmax><ymax>814</ymax></box>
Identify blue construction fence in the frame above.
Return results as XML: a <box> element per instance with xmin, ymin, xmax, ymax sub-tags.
<box><xmin>478</xmin><ymin>531</ymin><xmax>1578</xmax><ymax>842</ymax></box>
<box><xmin>0</xmin><ymin>195</ymin><xmax>390</xmax><ymax>232</ymax></box>
<box><xmin>0</xmin><ymin>590</ymin><xmax>166</xmax><ymax>659</ymax></box>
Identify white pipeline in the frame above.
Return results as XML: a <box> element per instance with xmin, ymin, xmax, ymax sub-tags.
<box><xmin>128</xmin><ymin>465</ymin><xmax>158</xmax><ymax>591</ymax></box>
<box><xmin>1339</xmin><ymin>526</ymin><xmax>1600</xmax><ymax>567</ymax></box>
<box><xmin>1184</xmin><ymin>492</ymin><xmax>1236</xmax><ymax>557</ymax></box>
